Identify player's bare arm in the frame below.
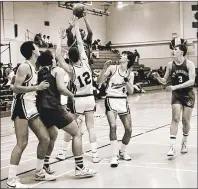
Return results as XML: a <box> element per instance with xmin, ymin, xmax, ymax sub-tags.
<box><xmin>13</xmin><ymin>64</ymin><xmax>49</xmax><ymax>93</ymax></box>
<box><xmin>97</xmin><ymin>60</ymin><xmax>114</xmax><ymax>84</ymax></box>
<box><xmin>56</xmin><ymin>29</ymin><xmax>73</xmax><ymax>77</ymax></box>
<box><xmin>153</xmin><ymin>62</ymin><xmax>172</xmax><ymax>85</ymax></box>
<box><xmin>126</xmin><ymin>71</ymin><xmax>135</xmax><ymax>95</ymax></box>
<box><xmin>83</xmin><ymin>12</ymin><xmax>93</xmax><ymax>42</ymax></box>
<box><xmin>55</xmin><ymin>67</ymin><xmax>74</xmax><ymax>98</ymax></box>
<box><xmin>75</xmin><ymin>20</ymin><xmax>88</xmax><ymax>61</ymax></box>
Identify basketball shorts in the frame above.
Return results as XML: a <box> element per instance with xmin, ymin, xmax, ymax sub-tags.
<box><xmin>70</xmin><ymin>95</ymin><xmax>96</xmax><ymax>115</ymax></box>
<box><xmin>171</xmin><ymin>90</ymin><xmax>195</xmax><ymax>108</ymax></box>
<box><xmin>11</xmin><ymin>98</ymin><xmax>39</xmax><ymax>121</ymax></box>
<box><xmin>105</xmin><ymin>96</ymin><xmax>130</xmax><ymax>115</ymax></box>
<box><xmin>39</xmin><ymin>105</ymin><xmax>73</xmax><ymax>129</ymax></box>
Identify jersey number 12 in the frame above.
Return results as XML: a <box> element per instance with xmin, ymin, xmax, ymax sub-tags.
<box><xmin>77</xmin><ymin>72</ymin><xmax>91</xmax><ymax>88</ymax></box>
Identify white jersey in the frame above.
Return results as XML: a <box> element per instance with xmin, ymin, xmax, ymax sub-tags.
<box><xmin>15</xmin><ymin>61</ymin><xmax>37</xmax><ymax>102</ymax></box>
<box><xmin>61</xmin><ymin>73</ymin><xmax>70</xmax><ymax>105</ymax></box>
<box><xmin>106</xmin><ymin>65</ymin><xmax>130</xmax><ymax>97</ymax></box>
<box><xmin>71</xmin><ymin>59</ymin><xmax>93</xmax><ymax>96</ymax></box>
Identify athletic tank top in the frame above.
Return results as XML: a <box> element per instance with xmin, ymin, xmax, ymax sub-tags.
<box><xmin>37</xmin><ymin>66</ymin><xmax>61</xmax><ymax>109</ymax></box>
<box><xmin>61</xmin><ymin>73</ymin><xmax>70</xmax><ymax>105</ymax></box>
<box><xmin>71</xmin><ymin>59</ymin><xmax>93</xmax><ymax>96</ymax></box>
<box><xmin>106</xmin><ymin>65</ymin><xmax>130</xmax><ymax>97</ymax></box>
<box><xmin>171</xmin><ymin>59</ymin><xmax>193</xmax><ymax>95</ymax></box>
<box><xmin>15</xmin><ymin>61</ymin><xmax>37</xmax><ymax>102</ymax></box>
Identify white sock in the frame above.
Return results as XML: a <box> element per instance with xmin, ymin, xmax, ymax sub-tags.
<box><xmin>8</xmin><ymin>164</ymin><xmax>18</xmax><ymax>180</ymax></box>
<box><xmin>110</xmin><ymin>140</ymin><xmax>117</xmax><ymax>157</ymax></box>
<box><xmin>36</xmin><ymin>159</ymin><xmax>44</xmax><ymax>172</ymax></box>
<box><xmin>91</xmin><ymin>142</ymin><xmax>97</xmax><ymax>153</ymax></box>
<box><xmin>183</xmin><ymin>133</ymin><xmax>189</xmax><ymax>142</ymax></box>
<box><xmin>170</xmin><ymin>135</ymin><xmax>176</xmax><ymax>146</ymax></box>
<box><xmin>120</xmin><ymin>143</ymin><xmax>127</xmax><ymax>153</ymax></box>
<box><xmin>62</xmin><ymin>141</ymin><xmax>70</xmax><ymax>150</ymax></box>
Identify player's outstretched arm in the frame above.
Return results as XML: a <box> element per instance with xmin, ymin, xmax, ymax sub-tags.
<box><xmin>56</xmin><ymin>29</ymin><xmax>73</xmax><ymax>75</ymax></box>
<box><xmin>153</xmin><ymin>62</ymin><xmax>172</xmax><ymax>85</ymax></box>
<box><xmin>83</xmin><ymin>12</ymin><xmax>93</xmax><ymax>44</ymax></box>
<box><xmin>75</xmin><ymin>20</ymin><xmax>88</xmax><ymax>61</ymax></box>
<box><xmin>97</xmin><ymin>60</ymin><xmax>113</xmax><ymax>84</ymax></box>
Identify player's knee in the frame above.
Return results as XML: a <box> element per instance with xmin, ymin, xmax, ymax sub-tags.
<box><xmin>182</xmin><ymin>117</ymin><xmax>190</xmax><ymax>126</ymax></box>
<box><xmin>125</xmin><ymin>127</ymin><xmax>132</xmax><ymax>136</ymax></box>
<box><xmin>17</xmin><ymin>140</ymin><xmax>28</xmax><ymax>151</ymax></box>
<box><xmin>72</xmin><ymin>129</ymin><xmax>81</xmax><ymax>139</ymax></box>
<box><xmin>41</xmin><ymin>136</ymin><xmax>50</xmax><ymax>146</ymax></box>
<box><xmin>70</xmin><ymin>126</ymin><xmax>81</xmax><ymax>137</ymax></box>
<box><xmin>172</xmin><ymin>116</ymin><xmax>180</xmax><ymax>123</ymax></box>
<box><xmin>50</xmin><ymin>130</ymin><xmax>58</xmax><ymax>141</ymax></box>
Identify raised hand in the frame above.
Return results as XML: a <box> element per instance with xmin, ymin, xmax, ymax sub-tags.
<box><xmin>152</xmin><ymin>72</ymin><xmax>160</xmax><ymax>79</ymax></box>
<box><xmin>103</xmin><ymin>60</ymin><xmax>113</xmax><ymax>70</ymax></box>
<box><xmin>58</xmin><ymin>28</ymin><xmax>66</xmax><ymax>39</ymax></box>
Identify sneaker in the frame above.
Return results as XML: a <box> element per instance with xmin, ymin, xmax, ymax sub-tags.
<box><xmin>35</xmin><ymin>169</ymin><xmax>56</xmax><ymax>181</ymax></box>
<box><xmin>43</xmin><ymin>164</ymin><xmax>55</xmax><ymax>174</ymax></box>
<box><xmin>92</xmin><ymin>152</ymin><xmax>101</xmax><ymax>163</ymax></box>
<box><xmin>181</xmin><ymin>140</ymin><xmax>188</xmax><ymax>154</ymax></box>
<box><xmin>56</xmin><ymin>148</ymin><xmax>67</xmax><ymax>160</ymax></box>
<box><xmin>75</xmin><ymin>166</ymin><xmax>97</xmax><ymax>178</ymax></box>
<box><xmin>110</xmin><ymin>156</ymin><xmax>119</xmax><ymax>168</ymax></box>
<box><xmin>167</xmin><ymin>145</ymin><xmax>176</xmax><ymax>157</ymax></box>
<box><xmin>6</xmin><ymin>177</ymin><xmax>29</xmax><ymax>188</ymax></box>
<box><xmin>119</xmin><ymin>150</ymin><xmax>131</xmax><ymax>161</ymax></box>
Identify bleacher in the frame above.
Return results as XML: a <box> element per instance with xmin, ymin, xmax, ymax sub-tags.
<box><xmin>91</xmin><ymin>50</ymin><xmax>120</xmax><ymax>69</ymax></box>
<box><xmin>0</xmin><ymin>86</ymin><xmax>13</xmax><ymax>111</ymax></box>
<box><xmin>0</xmin><ymin>63</ymin><xmax>13</xmax><ymax>112</ymax></box>
<box><xmin>91</xmin><ymin>50</ymin><xmax>151</xmax><ymax>73</ymax></box>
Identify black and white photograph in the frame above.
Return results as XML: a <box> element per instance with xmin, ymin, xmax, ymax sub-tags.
<box><xmin>0</xmin><ymin>1</ymin><xmax>197</xmax><ymax>188</ymax></box>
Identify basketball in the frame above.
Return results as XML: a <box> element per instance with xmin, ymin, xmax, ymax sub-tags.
<box><xmin>73</xmin><ymin>4</ymin><xmax>85</xmax><ymax>18</ymax></box>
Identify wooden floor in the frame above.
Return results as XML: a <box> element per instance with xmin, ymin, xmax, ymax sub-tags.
<box><xmin>1</xmin><ymin>89</ymin><xmax>197</xmax><ymax>188</ymax></box>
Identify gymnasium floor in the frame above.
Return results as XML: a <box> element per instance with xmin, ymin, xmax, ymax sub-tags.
<box><xmin>1</xmin><ymin>90</ymin><xmax>197</xmax><ymax>188</ymax></box>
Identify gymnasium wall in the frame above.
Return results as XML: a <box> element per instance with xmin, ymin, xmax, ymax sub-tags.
<box><xmin>1</xmin><ymin>2</ymin><xmax>197</xmax><ymax>69</ymax></box>
<box><xmin>106</xmin><ymin>2</ymin><xmax>197</xmax><ymax>68</ymax></box>
<box><xmin>1</xmin><ymin>2</ymin><xmax>106</xmax><ymax>66</ymax></box>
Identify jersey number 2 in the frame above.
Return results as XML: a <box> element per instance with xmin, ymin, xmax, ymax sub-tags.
<box><xmin>77</xmin><ymin>72</ymin><xmax>91</xmax><ymax>88</ymax></box>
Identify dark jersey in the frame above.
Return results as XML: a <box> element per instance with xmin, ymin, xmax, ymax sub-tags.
<box><xmin>171</xmin><ymin>59</ymin><xmax>193</xmax><ymax>96</ymax></box>
<box><xmin>37</xmin><ymin>66</ymin><xmax>61</xmax><ymax>110</ymax></box>
<box><xmin>67</xmin><ymin>29</ymin><xmax>93</xmax><ymax>64</ymax></box>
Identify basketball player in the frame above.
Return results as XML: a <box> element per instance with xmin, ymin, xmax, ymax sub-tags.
<box><xmin>56</xmin><ymin>20</ymin><xmax>100</xmax><ymax>163</ymax></box>
<box><xmin>97</xmin><ymin>53</ymin><xmax>136</xmax><ymax>167</ymax></box>
<box><xmin>36</xmin><ymin>50</ymin><xmax>96</xmax><ymax>177</ymax></box>
<box><xmin>56</xmin><ymin>66</ymin><xmax>85</xmax><ymax>161</ymax></box>
<box><xmin>153</xmin><ymin>44</ymin><xmax>195</xmax><ymax>157</ymax></box>
<box><xmin>65</xmin><ymin>12</ymin><xmax>93</xmax><ymax>64</ymax></box>
<box><xmin>56</xmin><ymin>12</ymin><xmax>92</xmax><ymax>161</ymax></box>
<box><xmin>7</xmin><ymin>42</ymin><xmax>56</xmax><ymax>188</ymax></box>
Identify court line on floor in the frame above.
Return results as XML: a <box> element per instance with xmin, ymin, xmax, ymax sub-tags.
<box><xmin>130</xmin><ymin>142</ymin><xmax>197</xmax><ymax>147</ymax></box>
<box><xmin>29</xmin><ymin>169</ymin><xmax>74</xmax><ymax>188</ymax></box>
<box><xmin>1</xmin><ymin>114</ymin><xmax>197</xmax><ymax>181</ymax></box>
<box><xmin>0</xmin><ymin>135</ymin><xmax>110</xmax><ymax>170</ymax></box>
<box><xmin>97</xmin><ymin>162</ymin><xmax>197</xmax><ymax>173</ymax></box>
